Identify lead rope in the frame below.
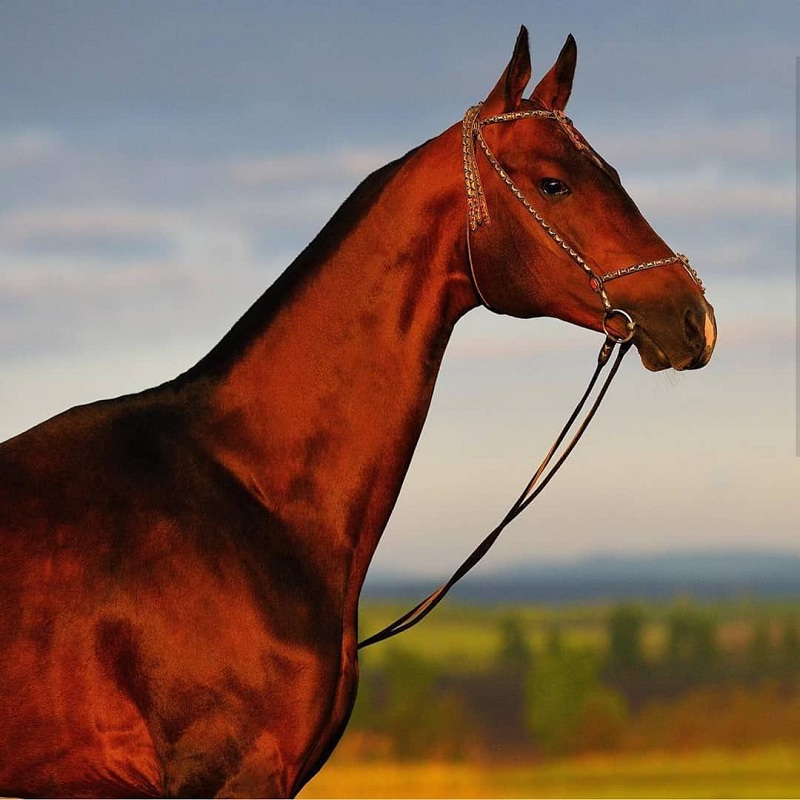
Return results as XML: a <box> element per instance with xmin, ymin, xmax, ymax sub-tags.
<box><xmin>358</xmin><ymin>336</ymin><xmax>631</xmax><ymax>649</ymax></box>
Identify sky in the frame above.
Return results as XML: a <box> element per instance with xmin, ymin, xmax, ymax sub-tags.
<box><xmin>0</xmin><ymin>0</ymin><xmax>797</xmax><ymax>579</ymax></box>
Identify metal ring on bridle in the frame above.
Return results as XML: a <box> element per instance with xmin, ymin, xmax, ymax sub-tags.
<box><xmin>602</xmin><ymin>308</ymin><xmax>636</xmax><ymax>343</ymax></box>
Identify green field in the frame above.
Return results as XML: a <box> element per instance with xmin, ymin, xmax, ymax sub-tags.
<box><xmin>357</xmin><ymin>598</ymin><xmax>800</xmax><ymax>670</ymax></box>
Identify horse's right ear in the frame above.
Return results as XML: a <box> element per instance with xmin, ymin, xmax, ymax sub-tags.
<box><xmin>530</xmin><ymin>34</ymin><xmax>577</xmax><ymax>111</ymax></box>
<box><xmin>481</xmin><ymin>25</ymin><xmax>531</xmax><ymax>115</ymax></box>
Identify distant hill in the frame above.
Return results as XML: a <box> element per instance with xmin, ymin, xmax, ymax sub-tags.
<box><xmin>362</xmin><ymin>550</ymin><xmax>800</xmax><ymax>604</ymax></box>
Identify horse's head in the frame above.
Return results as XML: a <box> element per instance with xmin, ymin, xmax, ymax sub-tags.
<box><xmin>465</xmin><ymin>27</ymin><xmax>716</xmax><ymax>371</ymax></box>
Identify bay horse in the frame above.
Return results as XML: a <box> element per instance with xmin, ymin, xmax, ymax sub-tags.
<box><xmin>0</xmin><ymin>27</ymin><xmax>715</xmax><ymax>798</ymax></box>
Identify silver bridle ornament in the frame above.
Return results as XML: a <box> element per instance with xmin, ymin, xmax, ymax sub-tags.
<box><xmin>462</xmin><ymin>103</ymin><xmax>705</xmax><ymax>344</ymax></box>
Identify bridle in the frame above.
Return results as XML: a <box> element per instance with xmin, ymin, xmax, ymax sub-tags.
<box><xmin>462</xmin><ymin>102</ymin><xmax>704</xmax><ymax>341</ymax></box>
<box><xmin>357</xmin><ymin>103</ymin><xmax>705</xmax><ymax>650</ymax></box>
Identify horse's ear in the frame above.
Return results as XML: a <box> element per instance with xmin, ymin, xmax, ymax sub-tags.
<box><xmin>531</xmin><ymin>34</ymin><xmax>577</xmax><ymax>111</ymax></box>
<box><xmin>482</xmin><ymin>25</ymin><xmax>531</xmax><ymax>115</ymax></box>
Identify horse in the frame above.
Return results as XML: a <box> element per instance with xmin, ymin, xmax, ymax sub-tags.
<box><xmin>0</xmin><ymin>26</ymin><xmax>715</xmax><ymax>798</ymax></box>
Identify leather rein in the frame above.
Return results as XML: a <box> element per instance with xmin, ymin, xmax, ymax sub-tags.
<box><xmin>357</xmin><ymin>104</ymin><xmax>704</xmax><ymax>650</ymax></box>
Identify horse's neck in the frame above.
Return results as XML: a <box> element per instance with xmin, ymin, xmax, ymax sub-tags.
<box><xmin>195</xmin><ymin>127</ymin><xmax>474</xmax><ymax>594</ymax></box>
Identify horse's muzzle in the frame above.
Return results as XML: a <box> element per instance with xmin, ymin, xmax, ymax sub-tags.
<box><xmin>635</xmin><ymin>299</ymin><xmax>716</xmax><ymax>372</ymax></box>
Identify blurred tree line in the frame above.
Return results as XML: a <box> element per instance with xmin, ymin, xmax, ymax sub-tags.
<box><xmin>348</xmin><ymin>603</ymin><xmax>800</xmax><ymax>760</ymax></box>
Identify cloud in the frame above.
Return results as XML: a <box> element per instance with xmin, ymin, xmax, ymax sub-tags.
<box><xmin>674</xmin><ymin>239</ymin><xmax>766</xmax><ymax>284</ymax></box>
<box><xmin>625</xmin><ymin>169</ymin><xmax>794</xmax><ymax>221</ymax></box>
<box><xmin>0</xmin><ymin>207</ymin><xmax>175</xmax><ymax>240</ymax></box>
<box><xmin>0</xmin><ymin>203</ymin><xmax>273</xmax><ymax>361</ymax></box>
<box><xmin>582</xmin><ymin>117</ymin><xmax>794</xmax><ymax>229</ymax></box>
<box><xmin>0</xmin><ymin>248</ymin><xmax>263</xmax><ymax>364</ymax></box>
<box><xmin>0</xmin><ymin>207</ymin><xmax>177</xmax><ymax>263</ymax></box>
<box><xmin>226</xmin><ymin>148</ymin><xmax>399</xmax><ymax>188</ymax></box>
<box><xmin>0</xmin><ymin>205</ymin><xmax>262</xmax><ymax>270</ymax></box>
<box><xmin>0</xmin><ymin>130</ymin><xmax>60</xmax><ymax>171</ymax></box>
<box><xmin>595</xmin><ymin>117</ymin><xmax>788</xmax><ymax>166</ymax></box>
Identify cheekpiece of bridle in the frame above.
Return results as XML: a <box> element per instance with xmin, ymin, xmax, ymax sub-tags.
<box><xmin>357</xmin><ymin>102</ymin><xmax>706</xmax><ymax>650</ymax></box>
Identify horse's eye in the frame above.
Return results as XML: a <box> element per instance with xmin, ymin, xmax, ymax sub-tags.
<box><xmin>540</xmin><ymin>178</ymin><xmax>570</xmax><ymax>197</ymax></box>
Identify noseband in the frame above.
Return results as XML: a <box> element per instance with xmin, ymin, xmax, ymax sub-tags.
<box><xmin>462</xmin><ymin>102</ymin><xmax>704</xmax><ymax>342</ymax></box>
<box><xmin>357</xmin><ymin>105</ymin><xmax>707</xmax><ymax>650</ymax></box>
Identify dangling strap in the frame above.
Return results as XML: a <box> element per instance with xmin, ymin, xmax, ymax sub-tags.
<box><xmin>357</xmin><ymin>337</ymin><xmax>631</xmax><ymax>649</ymax></box>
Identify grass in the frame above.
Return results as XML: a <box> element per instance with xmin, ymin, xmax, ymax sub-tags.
<box><xmin>358</xmin><ymin>598</ymin><xmax>800</xmax><ymax>671</ymax></box>
<box><xmin>299</xmin><ymin>744</ymin><xmax>800</xmax><ymax>798</ymax></box>
<box><xmin>358</xmin><ymin>602</ymin><xmax>611</xmax><ymax>671</ymax></box>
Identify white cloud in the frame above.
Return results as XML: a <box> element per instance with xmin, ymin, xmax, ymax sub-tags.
<box><xmin>226</xmin><ymin>148</ymin><xmax>399</xmax><ymax>187</ymax></box>
<box><xmin>0</xmin><ymin>129</ymin><xmax>60</xmax><ymax>171</ymax></box>
<box><xmin>0</xmin><ymin>202</ymin><xmax>272</xmax><ymax>361</ymax></box>
<box><xmin>0</xmin><ymin>207</ymin><xmax>173</xmax><ymax>240</ymax></box>
<box><xmin>626</xmin><ymin>169</ymin><xmax>794</xmax><ymax>221</ymax></box>
<box><xmin>0</xmin><ymin>205</ymin><xmax>261</xmax><ymax>274</ymax></box>
<box><xmin>596</xmin><ymin>117</ymin><xmax>788</xmax><ymax>165</ymax></box>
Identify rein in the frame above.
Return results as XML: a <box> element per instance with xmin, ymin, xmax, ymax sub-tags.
<box><xmin>357</xmin><ymin>103</ymin><xmax>704</xmax><ymax>650</ymax></box>
<box><xmin>357</xmin><ymin>336</ymin><xmax>630</xmax><ymax>650</ymax></box>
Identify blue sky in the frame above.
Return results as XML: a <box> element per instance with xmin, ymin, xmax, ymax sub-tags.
<box><xmin>0</xmin><ymin>1</ymin><xmax>797</xmax><ymax>577</ymax></box>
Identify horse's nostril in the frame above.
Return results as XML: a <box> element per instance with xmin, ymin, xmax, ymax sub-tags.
<box><xmin>684</xmin><ymin>307</ymin><xmax>703</xmax><ymax>346</ymax></box>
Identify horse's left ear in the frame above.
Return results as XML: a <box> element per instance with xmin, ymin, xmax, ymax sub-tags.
<box><xmin>531</xmin><ymin>34</ymin><xmax>577</xmax><ymax>111</ymax></box>
<box><xmin>482</xmin><ymin>25</ymin><xmax>532</xmax><ymax>114</ymax></box>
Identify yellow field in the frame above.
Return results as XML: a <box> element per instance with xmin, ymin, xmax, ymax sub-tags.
<box><xmin>299</xmin><ymin>745</ymin><xmax>800</xmax><ymax>798</ymax></box>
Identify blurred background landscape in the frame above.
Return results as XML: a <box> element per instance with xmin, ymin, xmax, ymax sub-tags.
<box><xmin>303</xmin><ymin>558</ymin><xmax>800</xmax><ymax>797</ymax></box>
